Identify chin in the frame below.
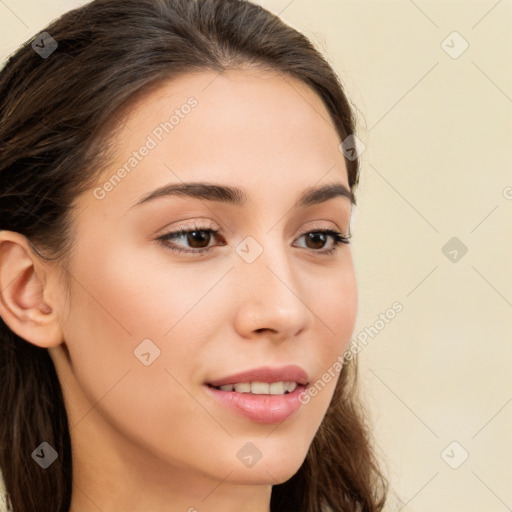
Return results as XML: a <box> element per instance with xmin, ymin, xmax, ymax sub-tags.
<box><xmin>224</xmin><ymin>444</ymin><xmax>307</xmax><ymax>486</ymax></box>
<box><xmin>228</xmin><ymin>462</ymin><xmax>301</xmax><ymax>486</ymax></box>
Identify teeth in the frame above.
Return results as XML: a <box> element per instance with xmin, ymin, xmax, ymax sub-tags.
<box><xmin>215</xmin><ymin>381</ymin><xmax>298</xmax><ymax>395</ymax></box>
<box><xmin>269</xmin><ymin>382</ymin><xmax>284</xmax><ymax>394</ymax></box>
<box><xmin>234</xmin><ymin>382</ymin><xmax>251</xmax><ymax>393</ymax></box>
<box><xmin>286</xmin><ymin>382</ymin><xmax>298</xmax><ymax>393</ymax></box>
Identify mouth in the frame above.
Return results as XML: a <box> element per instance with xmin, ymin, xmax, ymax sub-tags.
<box><xmin>203</xmin><ymin>364</ymin><xmax>310</xmax><ymax>423</ymax></box>
<box><xmin>203</xmin><ymin>381</ymin><xmax>308</xmax><ymax>424</ymax></box>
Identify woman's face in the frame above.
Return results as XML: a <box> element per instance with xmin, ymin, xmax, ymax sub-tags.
<box><xmin>50</xmin><ymin>68</ymin><xmax>357</xmax><ymax>494</ymax></box>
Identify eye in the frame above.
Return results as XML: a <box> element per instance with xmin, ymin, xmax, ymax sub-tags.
<box><xmin>155</xmin><ymin>223</ymin><xmax>351</xmax><ymax>257</ymax></box>
<box><xmin>156</xmin><ymin>223</ymin><xmax>225</xmax><ymax>256</ymax></box>
<box><xmin>294</xmin><ymin>228</ymin><xmax>351</xmax><ymax>255</ymax></box>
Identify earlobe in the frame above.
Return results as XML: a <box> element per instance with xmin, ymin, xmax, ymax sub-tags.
<box><xmin>0</xmin><ymin>230</ymin><xmax>63</xmax><ymax>349</ymax></box>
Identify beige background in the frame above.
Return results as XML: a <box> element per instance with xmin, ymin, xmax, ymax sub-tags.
<box><xmin>1</xmin><ymin>1</ymin><xmax>511</xmax><ymax>511</ymax></box>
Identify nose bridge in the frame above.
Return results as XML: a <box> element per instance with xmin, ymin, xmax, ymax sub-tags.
<box><xmin>237</xmin><ymin>231</ymin><xmax>295</xmax><ymax>294</ymax></box>
<box><xmin>231</xmin><ymin>231</ymin><xmax>311</xmax><ymax>337</ymax></box>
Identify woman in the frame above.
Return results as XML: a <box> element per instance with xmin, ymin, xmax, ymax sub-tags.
<box><xmin>0</xmin><ymin>0</ymin><xmax>388</xmax><ymax>510</ymax></box>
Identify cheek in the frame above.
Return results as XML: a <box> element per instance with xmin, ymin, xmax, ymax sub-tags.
<box><xmin>305</xmin><ymin>260</ymin><xmax>358</xmax><ymax>355</ymax></box>
<box><xmin>59</xmin><ymin>273</ymin><xmax>218</xmax><ymax>470</ymax></box>
<box><xmin>60</xmin><ymin>243</ymin><xmax>231</xmax><ymax>436</ymax></box>
<box><xmin>299</xmin><ymin>263</ymin><xmax>357</xmax><ymax>412</ymax></box>
<box><xmin>67</xmin><ymin>235</ymin><xmax>229</xmax><ymax>340</ymax></box>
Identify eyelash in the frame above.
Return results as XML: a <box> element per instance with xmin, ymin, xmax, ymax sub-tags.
<box><xmin>156</xmin><ymin>222</ymin><xmax>351</xmax><ymax>257</ymax></box>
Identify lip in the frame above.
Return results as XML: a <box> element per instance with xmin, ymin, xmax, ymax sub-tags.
<box><xmin>206</xmin><ymin>364</ymin><xmax>310</xmax><ymax>387</ymax></box>
<box><xmin>204</xmin><ymin>382</ymin><xmax>307</xmax><ymax>424</ymax></box>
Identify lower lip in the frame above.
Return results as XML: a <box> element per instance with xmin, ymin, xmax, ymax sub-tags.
<box><xmin>204</xmin><ymin>384</ymin><xmax>306</xmax><ymax>424</ymax></box>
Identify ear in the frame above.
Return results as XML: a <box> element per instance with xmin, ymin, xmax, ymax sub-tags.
<box><xmin>0</xmin><ymin>230</ymin><xmax>64</xmax><ymax>348</ymax></box>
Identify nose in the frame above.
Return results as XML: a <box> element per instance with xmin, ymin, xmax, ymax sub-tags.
<box><xmin>231</xmin><ymin>237</ymin><xmax>313</xmax><ymax>342</ymax></box>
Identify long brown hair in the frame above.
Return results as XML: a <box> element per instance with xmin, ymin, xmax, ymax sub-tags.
<box><xmin>0</xmin><ymin>0</ymin><xmax>388</xmax><ymax>510</ymax></box>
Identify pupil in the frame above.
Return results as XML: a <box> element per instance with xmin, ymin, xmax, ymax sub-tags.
<box><xmin>188</xmin><ymin>230</ymin><xmax>210</xmax><ymax>248</ymax></box>
<box><xmin>307</xmin><ymin>232</ymin><xmax>326</xmax><ymax>249</ymax></box>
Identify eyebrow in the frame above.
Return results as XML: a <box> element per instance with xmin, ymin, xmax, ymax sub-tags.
<box><xmin>131</xmin><ymin>181</ymin><xmax>355</xmax><ymax>210</ymax></box>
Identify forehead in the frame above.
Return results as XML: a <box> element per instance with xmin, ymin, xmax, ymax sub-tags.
<box><xmin>122</xmin><ymin>67</ymin><xmax>335</xmax><ymax>129</ymax></box>
<box><xmin>86</xmin><ymin>68</ymin><xmax>349</xmax><ymax>215</ymax></box>
<box><xmin>112</xmin><ymin>67</ymin><xmax>343</xmax><ymax>166</ymax></box>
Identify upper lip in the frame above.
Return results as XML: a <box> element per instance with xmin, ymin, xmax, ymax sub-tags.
<box><xmin>206</xmin><ymin>364</ymin><xmax>309</xmax><ymax>387</ymax></box>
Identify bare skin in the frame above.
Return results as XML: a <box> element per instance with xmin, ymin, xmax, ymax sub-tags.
<box><xmin>0</xmin><ymin>67</ymin><xmax>357</xmax><ymax>512</ymax></box>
